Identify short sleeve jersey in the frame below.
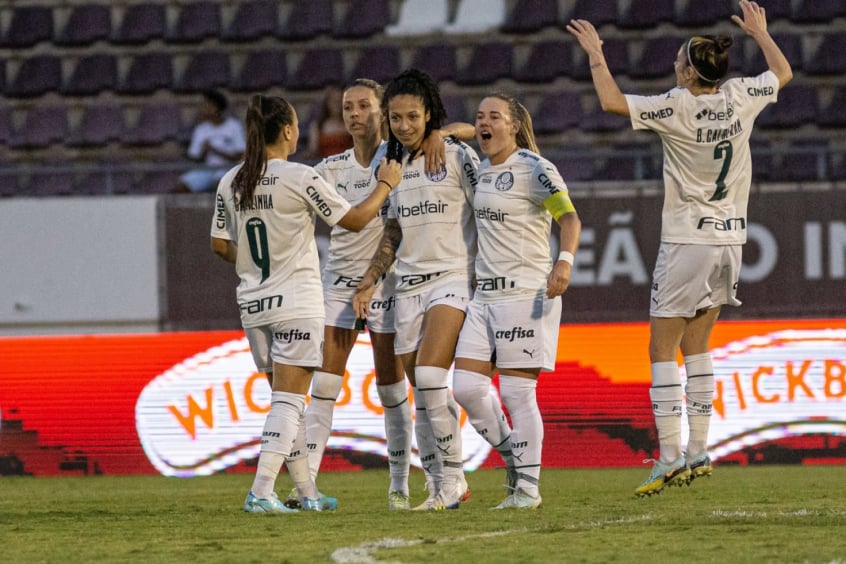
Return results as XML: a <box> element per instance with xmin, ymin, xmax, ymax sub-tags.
<box><xmin>188</xmin><ymin>116</ymin><xmax>246</xmax><ymax>166</ymax></box>
<box><xmin>314</xmin><ymin>145</ymin><xmax>392</xmax><ymax>297</ymax></box>
<box><xmin>386</xmin><ymin>138</ymin><xmax>480</xmax><ymax>295</ymax></box>
<box><xmin>625</xmin><ymin>70</ymin><xmax>780</xmax><ymax>245</ymax></box>
<box><xmin>474</xmin><ymin>150</ymin><xmax>571</xmax><ymax>303</ymax></box>
<box><xmin>211</xmin><ymin>159</ymin><xmax>352</xmax><ymax>327</ymax></box>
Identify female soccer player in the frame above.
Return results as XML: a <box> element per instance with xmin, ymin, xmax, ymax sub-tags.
<box><xmin>210</xmin><ymin>94</ymin><xmax>401</xmax><ymax>513</ymax></box>
<box><xmin>453</xmin><ymin>93</ymin><xmax>581</xmax><ymax>509</ymax></box>
<box><xmin>568</xmin><ymin>0</ymin><xmax>792</xmax><ymax>496</ymax></box>
<box><xmin>353</xmin><ymin>68</ymin><xmax>480</xmax><ymax>510</ymax></box>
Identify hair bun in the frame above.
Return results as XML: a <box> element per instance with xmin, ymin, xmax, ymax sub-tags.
<box><xmin>714</xmin><ymin>35</ymin><xmax>734</xmax><ymax>53</ymax></box>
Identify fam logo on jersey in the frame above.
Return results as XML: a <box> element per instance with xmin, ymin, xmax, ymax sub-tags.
<box><xmin>495</xmin><ymin>171</ymin><xmax>515</xmax><ymax>192</ymax></box>
<box><xmin>426</xmin><ymin>164</ymin><xmax>448</xmax><ymax>183</ymax></box>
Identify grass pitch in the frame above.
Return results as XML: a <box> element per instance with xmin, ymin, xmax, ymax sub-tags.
<box><xmin>1</xmin><ymin>466</ymin><xmax>844</xmax><ymax>563</ymax></box>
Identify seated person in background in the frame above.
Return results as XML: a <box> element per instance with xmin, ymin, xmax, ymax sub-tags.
<box><xmin>307</xmin><ymin>85</ymin><xmax>353</xmax><ymax>160</ymax></box>
<box><xmin>175</xmin><ymin>90</ymin><xmax>246</xmax><ymax>193</ymax></box>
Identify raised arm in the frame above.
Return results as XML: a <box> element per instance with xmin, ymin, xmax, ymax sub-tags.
<box><xmin>566</xmin><ymin>19</ymin><xmax>629</xmax><ymax>117</ymax></box>
<box><xmin>732</xmin><ymin>0</ymin><xmax>793</xmax><ymax>88</ymax></box>
<box><xmin>336</xmin><ymin>157</ymin><xmax>402</xmax><ymax>232</ymax></box>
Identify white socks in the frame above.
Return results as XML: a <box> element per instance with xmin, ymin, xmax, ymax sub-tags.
<box><xmin>453</xmin><ymin>369</ymin><xmax>513</xmax><ymax>466</ymax></box>
<box><xmin>250</xmin><ymin>391</ymin><xmax>306</xmax><ymax>499</ymax></box>
<box><xmin>499</xmin><ymin>375</ymin><xmax>542</xmax><ymax>498</ymax></box>
<box><xmin>377</xmin><ymin>381</ymin><xmax>412</xmax><ymax>495</ymax></box>
<box><xmin>650</xmin><ymin>361</ymin><xmax>683</xmax><ymax>464</ymax></box>
<box><xmin>305</xmin><ymin>371</ymin><xmax>343</xmax><ymax>483</ymax></box>
<box><xmin>684</xmin><ymin>353</ymin><xmax>714</xmax><ymax>458</ymax></box>
<box><xmin>414</xmin><ymin>366</ymin><xmax>463</xmax><ymax>481</ymax></box>
<box><xmin>412</xmin><ymin>386</ymin><xmax>442</xmax><ymax>489</ymax></box>
<box><xmin>287</xmin><ymin>411</ymin><xmax>317</xmax><ymax>499</ymax></box>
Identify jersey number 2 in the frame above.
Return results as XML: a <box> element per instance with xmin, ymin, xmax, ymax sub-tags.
<box><xmin>709</xmin><ymin>140</ymin><xmax>733</xmax><ymax>201</ymax></box>
<box><xmin>246</xmin><ymin>217</ymin><xmax>270</xmax><ymax>283</ymax></box>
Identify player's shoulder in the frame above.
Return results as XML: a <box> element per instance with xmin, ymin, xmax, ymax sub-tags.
<box><xmin>318</xmin><ymin>148</ymin><xmax>355</xmax><ymax>170</ymax></box>
<box><xmin>444</xmin><ymin>136</ymin><xmax>479</xmax><ymax>159</ymax></box>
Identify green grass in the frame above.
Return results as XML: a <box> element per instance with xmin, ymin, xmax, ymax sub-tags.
<box><xmin>1</xmin><ymin>467</ymin><xmax>845</xmax><ymax>563</ymax></box>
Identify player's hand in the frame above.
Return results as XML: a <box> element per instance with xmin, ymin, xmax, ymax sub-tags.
<box><xmin>352</xmin><ymin>281</ymin><xmax>376</xmax><ymax>319</ymax></box>
<box><xmin>566</xmin><ymin>19</ymin><xmax>604</xmax><ymax>56</ymax></box>
<box><xmin>546</xmin><ymin>261</ymin><xmax>572</xmax><ymax>299</ymax></box>
<box><xmin>418</xmin><ymin>129</ymin><xmax>447</xmax><ymax>176</ymax></box>
<box><xmin>376</xmin><ymin>157</ymin><xmax>402</xmax><ymax>191</ymax></box>
<box><xmin>732</xmin><ymin>1</ymin><xmax>767</xmax><ymax>37</ymax></box>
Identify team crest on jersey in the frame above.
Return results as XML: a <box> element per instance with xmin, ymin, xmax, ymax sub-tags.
<box><xmin>495</xmin><ymin>171</ymin><xmax>514</xmax><ymax>191</ymax></box>
<box><xmin>425</xmin><ymin>164</ymin><xmax>447</xmax><ymax>182</ymax></box>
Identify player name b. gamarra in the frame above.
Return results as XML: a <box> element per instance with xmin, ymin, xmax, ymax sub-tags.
<box><xmin>696</xmin><ymin>118</ymin><xmax>743</xmax><ymax>143</ymax></box>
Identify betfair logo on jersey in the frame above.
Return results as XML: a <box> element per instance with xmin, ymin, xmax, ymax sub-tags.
<box><xmin>476</xmin><ymin>207</ymin><xmax>509</xmax><ymax>221</ymax></box>
<box><xmin>640</xmin><ymin>107</ymin><xmax>674</xmax><ymax>120</ymax></box>
<box><xmin>397</xmin><ymin>200</ymin><xmax>448</xmax><ymax>217</ymax></box>
<box><xmin>239</xmin><ymin>294</ymin><xmax>284</xmax><ymax>314</ymax></box>
<box><xmin>495</xmin><ymin>326</ymin><xmax>535</xmax><ymax>342</ymax></box>
<box><xmin>215</xmin><ymin>193</ymin><xmax>226</xmax><ymax>229</ymax></box>
<box><xmin>306</xmin><ymin>185</ymin><xmax>334</xmax><ymax>217</ymax></box>
<box><xmin>477</xmin><ymin>276</ymin><xmax>516</xmax><ymax>291</ymax></box>
<box><xmin>273</xmin><ymin>328</ymin><xmax>312</xmax><ymax>343</ymax></box>
<box><xmin>697</xmin><ymin>216</ymin><xmax>747</xmax><ymax>231</ymax></box>
<box><xmin>694</xmin><ymin>104</ymin><xmax>734</xmax><ymax>121</ymax></box>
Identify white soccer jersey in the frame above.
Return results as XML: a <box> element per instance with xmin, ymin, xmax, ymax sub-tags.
<box><xmin>474</xmin><ymin>150</ymin><xmax>567</xmax><ymax>303</ymax></box>
<box><xmin>386</xmin><ymin>137</ymin><xmax>480</xmax><ymax>295</ymax></box>
<box><xmin>314</xmin><ymin>146</ymin><xmax>392</xmax><ymax>297</ymax></box>
<box><xmin>211</xmin><ymin>158</ymin><xmax>352</xmax><ymax>328</ymax></box>
<box><xmin>626</xmin><ymin>70</ymin><xmax>780</xmax><ymax>245</ymax></box>
<box><xmin>188</xmin><ymin>116</ymin><xmax>246</xmax><ymax>166</ymax></box>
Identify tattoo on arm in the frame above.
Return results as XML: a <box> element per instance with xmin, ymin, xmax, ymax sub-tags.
<box><xmin>365</xmin><ymin>219</ymin><xmax>402</xmax><ymax>280</ymax></box>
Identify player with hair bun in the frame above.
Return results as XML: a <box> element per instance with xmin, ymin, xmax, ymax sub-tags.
<box><xmin>568</xmin><ymin>0</ymin><xmax>792</xmax><ymax>497</ymax></box>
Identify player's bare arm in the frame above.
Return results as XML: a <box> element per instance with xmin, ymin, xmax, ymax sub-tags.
<box><xmin>732</xmin><ymin>0</ymin><xmax>793</xmax><ymax>88</ymax></box>
<box><xmin>211</xmin><ymin>237</ymin><xmax>237</xmax><ymax>263</ymax></box>
<box><xmin>566</xmin><ymin>19</ymin><xmax>629</xmax><ymax>117</ymax></box>
<box><xmin>353</xmin><ymin>218</ymin><xmax>402</xmax><ymax>317</ymax></box>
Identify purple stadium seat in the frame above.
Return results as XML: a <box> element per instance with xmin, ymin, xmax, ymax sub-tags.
<box><xmin>118</xmin><ymin>53</ymin><xmax>174</xmax><ymax>94</ymax></box>
<box><xmin>349</xmin><ymin>45</ymin><xmax>401</xmax><ymax>84</ymax></box>
<box><xmin>63</xmin><ymin>54</ymin><xmax>118</xmax><ymax>96</ymax></box>
<box><xmin>572</xmin><ymin>38</ymin><xmax>627</xmax><ymax>80</ymax></box>
<box><xmin>75</xmin><ymin>166</ymin><xmax>135</xmax><ymax>195</ymax></box>
<box><xmin>580</xmin><ymin>104</ymin><xmax>629</xmax><ymax>132</ymax></box>
<box><xmin>56</xmin><ymin>4</ymin><xmax>112</xmax><ymax>46</ymax></box>
<box><xmin>750</xmin><ymin>140</ymin><xmax>774</xmax><ymax>182</ymax></box>
<box><xmin>629</xmin><ymin>37</ymin><xmax>686</xmax><ymax>79</ymax></box>
<box><xmin>756</xmin><ymin>84</ymin><xmax>818</xmax><ymax>129</ymax></box>
<box><xmin>568</xmin><ymin>0</ymin><xmax>618</xmax><ymax>26</ymax></box>
<box><xmin>759</xmin><ymin>0</ymin><xmax>793</xmax><ymax>21</ymax></box>
<box><xmin>126</xmin><ymin>103</ymin><xmax>184</xmax><ymax>146</ymax></box>
<box><xmin>515</xmin><ymin>40</ymin><xmax>573</xmax><ymax>83</ymax></box>
<box><xmin>234</xmin><ymin>50</ymin><xmax>287</xmax><ymax>91</ymax></box>
<box><xmin>442</xmin><ymin>95</ymin><xmax>468</xmax><ymax>124</ymax></box>
<box><xmin>168</xmin><ymin>1</ymin><xmax>222</xmax><ymax>43</ymax></box>
<box><xmin>175</xmin><ymin>52</ymin><xmax>232</xmax><ymax>93</ymax></box>
<box><xmin>532</xmin><ymin>92</ymin><xmax>582</xmax><ymax>135</ymax></box>
<box><xmin>288</xmin><ymin>47</ymin><xmax>344</xmax><ymax>91</ymax></box>
<box><xmin>601</xmin><ymin>144</ymin><xmax>658</xmax><ymax>181</ymax></box>
<box><xmin>113</xmin><ymin>3</ymin><xmax>166</xmax><ymax>44</ymax></box>
<box><xmin>411</xmin><ymin>44</ymin><xmax>458</xmax><ymax>83</ymax></box>
<box><xmin>0</xmin><ymin>107</ymin><xmax>10</xmax><ymax>146</ymax></box>
<box><xmin>791</xmin><ymin>0</ymin><xmax>846</xmax><ymax>23</ymax></box>
<box><xmin>817</xmin><ymin>85</ymin><xmax>846</xmax><ymax>128</ymax></box>
<box><xmin>67</xmin><ymin>104</ymin><xmax>125</xmax><ymax>147</ymax></box>
<box><xmin>456</xmin><ymin>42</ymin><xmax>513</xmax><ymax>86</ymax></box>
<box><xmin>28</xmin><ymin>170</ymin><xmax>75</xmax><ymax>197</ymax></box>
<box><xmin>7</xmin><ymin>55</ymin><xmax>62</xmax><ymax>98</ymax></box>
<box><xmin>10</xmin><ymin>106</ymin><xmax>69</xmax><ymax>149</ymax></box>
<box><xmin>134</xmin><ymin>168</ymin><xmax>185</xmax><ymax>194</ymax></box>
<box><xmin>501</xmin><ymin>0</ymin><xmax>559</xmax><ymax>34</ymax></box>
<box><xmin>2</xmin><ymin>6</ymin><xmax>53</xmax><ymax>48</ymax></box>
<box><xmin>675</xmin><ymin>0</ymin><xmax>734</xmax><ymax>27</ymax></box>
<box><xmin>335</xmin><ymin>0</ymin><xmax>390</xmax><ymax>38</ymax></box>
<box><xmin>745</xmin><ymin>33</ymin><xmax>803</xmax><ymax>75</ymax></box>
<box><xmin>774</xmin><ymin>140</ymin><xmax>829</xmax><ymax>182</ymax></box>
<box><xmin>618</xmin><ymin>0</ymin><xmax>674</xmax><ymax>29</ymax></box>
<box><xmin>279</xmin><ymin>0</ymin><xmax>333</xmax><ymax>41</ymax></box>
<box><xmin>551</xmin><ymin>152</ymin><xmax>594</xmax><ymax>182</ymax></box>
<box><xmin>804</xmin><ymin>33</ymin><xmax>846</xmax><ymax>75</ymax></box>
<box><xmin>223</xmin><ymin>0</ymin><xmax>279</xmax><ymax>42</ymax></box>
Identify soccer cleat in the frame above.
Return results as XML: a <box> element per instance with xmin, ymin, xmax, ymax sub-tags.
<box><xmin>388</xmin><ymin>490</ymin><xmax>411</xmax><ymax>511</ymax></box>
<box><xmin>244</xmin><ymin>491</ymin><xmax>299</xmax><ymax>514</ymax></box>
<box><xmin>300</xmin><ymin>492</ymin><xmax>338</xmax><ymax>511</ymax></box>
<box><xmin>634</xmin><ymin>457</ymin><xmax>691</xmax><ymax>497</ymax></box>
<box><xmin>686</xmin><ymin>452</ymin><xmax>713</xmax><ymax>482</ymax></box>
<box><xmin>283</xmin><ymin>487</ymin><xmax>300</xmax><ymax>509</ymax></box>
<box><xmin>492</xmin><ymin>488</ymin><xmax>542</xmax><ymax>510</ymax></box>
<box><xmin>430</xmin><ymin>474</ymin><xmax>469</xmax><ymax>511</ymax></box>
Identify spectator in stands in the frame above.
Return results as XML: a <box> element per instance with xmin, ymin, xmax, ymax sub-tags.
<box><xmin>210</xmin><ymin>94</ymin><xmax>401</xmax><ymax>513</ymax></box>
<box><xmin>568</xmin><ymin>0</ymin><xmax>793</xmax><ymax>497</ymax></box>
<box><xmin>453</xmin><ymin>93</ymin><xmax>581</xmax><ymax>510</ymax></box>
<box><xmin>352</xmin><ymin>68</ymin><xmax>479</xmax><ymax>511</ymax></box>
<box><xmin>175</xmin><ymin>90</ymin><xmax>246</xmax><ymax>193</ymax></box>
<box><xmin>306</xmin><ymin>84</ymin><xmax>353</xmax><ymax>160</ymax></box>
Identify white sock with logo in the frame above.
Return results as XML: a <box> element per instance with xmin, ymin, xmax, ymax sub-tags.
<box><xmin>651</xmin><ymin>361</ymin><xmax>683</xmax><ymax>464</ymax></box>
<box><xmin>415</xmin><ymin>366</ymin><xmax>463</xmax><ymax>479</ymax></box>
<box><xmin>287</xmin><ymin>411</ymin><xmax>318</xmax><ymax>500</ymax></box>
<box><xmin>305</xmin><ymin>371</ymin><xmax>343</xmax><ymax>483</ymax></box>
<box><xmin>250</xmin><ymin>391</ymin><xmax>306</xmax><ymax>499</ymax></box>
<box><xmin>499</xmin><ymin>375</ymin><xmax>542</xmax><ymax>498</ymax></box>
<box><xmin>377</xmin><ymin>381</ymin><xmax>412</xmax><ymax>495</ymax></box>
<box><xmin>684</xmin><ymin>353</ymin><xmax>714</xmax><ymax>458</ymax></box>
<box><xmin>453</xmin><ymin>369</ymin><xmax>512</xmax><ymax>465</ymax></box>
<box><xmin>412</xmin><ymin>386</ymin><xmax>442</xmax><ymax>492</ymax></box>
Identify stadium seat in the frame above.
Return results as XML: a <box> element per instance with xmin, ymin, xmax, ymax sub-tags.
<box><xmin>222</xmin><ymin>0</ymin><xmax>279</xmax><ymax>42</ymax></box>
<box><xmin>675</xmin><ymin>0</ymin><xmax>734</xmax><ymax>27</ymax></box>
<box><xmin>118</xmin><ymin>53</ymin><xmax>174</xmax><ymax>94</ymax></box>
<box><xmin>744</xmin><ymin>33</ymin><xmax>803</xmax><ymax>75</ymax></box>
<box><xmin>445</xmin><ymin>0</ymin><xmax>506</xmax><ymax>34</ymax></box>
<box><xmin>514</xmin><ymin>40</ymin><xmax>573</xmax><ymax>83</ymax></box>
<box><xmin>56</xmin><ymin>4</ymin><xmax>112</xmax><ymax>46</ymax></box>
<box><xmin>233</xmin><ymin>50</ymin><xmax>287</xmax><ymax>92</ymax></box>
<box><xmin>135</xmin><ymin>168</ymin><xmax>186</xmax><ymax>194</ymax></box>
<box><xmin>67</xmin><ymin>104</ymin><xmax>125</xmax><ymax>148</ymax></box>
<box><xmin>0</xmin><ymin>58</ymin><xmax>6</xmax><ymax>94</ymax></box>
<box><xmin>817</xmin><ymin>85</ymin><xmax>846</xmax><ymax>128</ymax></box>
<box><xmin>550</xmin><ymin>152</ymin><xmax>594</xmax><ymax>182</ymax></box>
<box><xmin>386</xmin><ymin>0</ymin><xmax>448</xmax><ymax>36</ymax></box>
<box><xmin>126</xmin><ymin>103</ymin><xmax>184</xmax><ymax>146</ymax></box>
<box><xmin>603</xmin><ymin>144</ymin><xmax>659</xmax><ymax>181</ymax></box>
<box><xmin>175</xmin><ymin>51</ymin><xmax>232</xmax><ymax>93</ymax></box>
<box><xmin>168</xmin><ymin>1</ymin><xmax>222</xmax><ymax>43</ymax></box>
<box><xmin>618</xmin><ymin>0</ymin><xmax>674</xmax><ymax>28</ymax></box>
<box><xmin>791</xmin><ymin>0</ymin><xmax>846</xmax><ymax>23</ymax></box>
<box><xmin>279</xmin><ymin>0</ymin><xmax>333</xmax><ymax>40</ymax></box>
<box><xmin>580</xmin><ymin>104</ymin><xmax>629</xmax><ymax>132</ymax></box>
<box><xmin>28</xmin><ymin>170</ymin><xmax>75</xmax><ymax>197</ymax></box>
<box><xmin>348</xmin><ymin>45</ymin><xmax>401</xmax><ymax>84</ymax></box>
<box><xmin>756</xmin><ymin>84</ymin><xmax>818</xmax><ymax>129</ymax></box>
<box><xmin>774</xmin><ymin>140</ymin><xmax>829</xmax><ymax>182</ymax></box>
<box><xmin>757</xmin><ymin>0</ymin><xmax>793</xmax><ymax>21</ymax></box>
<box><xmin>335</xmin><ymin>0</ymin><xmax>390</xmax><ymax>38</ymax></box>
<box><xmin>442</xmin><ymin>95</ymin><xmax>469</xmax><ymax>124</ymax></box>
<box><xmin>572</xmin><ymin>38</ymin><xmax>628</xmax><ymax>80</ymax></box>
<box><xmin>411</xmin><ymin>44</ymin><xmax>458</xmax><ymax>82</ymax></box>
<box><xmin>288</xmin><ymin>47</ymin><xmax>344</xmax><ymax>91</ymax></box>
<box><xmin>75</xmin><ymin>166</ymin><xmax>135</xmax><ymax>195</ymax></box>
<box><xmin>113</xmin><ymin>3</ymin><xmax>166</xmax><ymax>44</ymax></box>
<box><xmin>501</xmin><ymin>0</ymin><xmax>559</xmax><ymax>34</ymax></box>
<box><xmin>0</xmin><ymin>107</ymin><xmax>10</xmax><ymax>146</ymax></box>
<box><xmin>804</xmin><ymin>33</ymin><xmax>846</xmax><ymax>75</ymax></box>
<box><xmin>629</xmin><ymin>37</ymin><xmax>686</xmax><ymax>79</ymax></box>
<box><xmin>568</xmin><ymin>0</ymin><xmax>619</xmax><ymax>26</ymax></box>
<box><xmin>532</xmin><ymin>92</ymin><xmax>583</xmax><ymax>135</ymax></box>
<box><xmin>7</xmin><ymin>55</ymin><xmax>62</xmax><ymax>98</ymax></box>
<box><xmin>455</xmin><ymin>42</ymin><xmax>513</xmax><ymax>86</ymax></box>
<box><xmin>750</xmin><ymin>140</ymin><xmax>774</xmax><ymax>182</ymax></box>
<box><xmin>63</xmin><ymin>54</ymin><xmax>118</xmax><ymax>96</ymax></box>
<box><xmin>10</xmin><ymin>106</ymin><xmax>69</xmax><ymax>149</ymax></box>
<box><xmin>2</xmin><ymin>6</ymin><xmax>53</xmax><ymax>48</ymax></box>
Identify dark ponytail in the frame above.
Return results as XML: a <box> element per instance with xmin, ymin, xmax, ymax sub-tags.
<box><xmin>382</xmin><ymin>68</ymin><xmax>447</xmax><ymax>155</ymax></box>
<box><xmin>686</xmin><ymin>35</ymin><xmax>733</xmax><ymax>84</ymax></box>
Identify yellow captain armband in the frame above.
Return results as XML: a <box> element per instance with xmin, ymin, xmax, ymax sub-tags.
<box><xmin>543</xmin><ymin>192</ymin><xmax>576</xmax><ymax>221</ymax></box>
